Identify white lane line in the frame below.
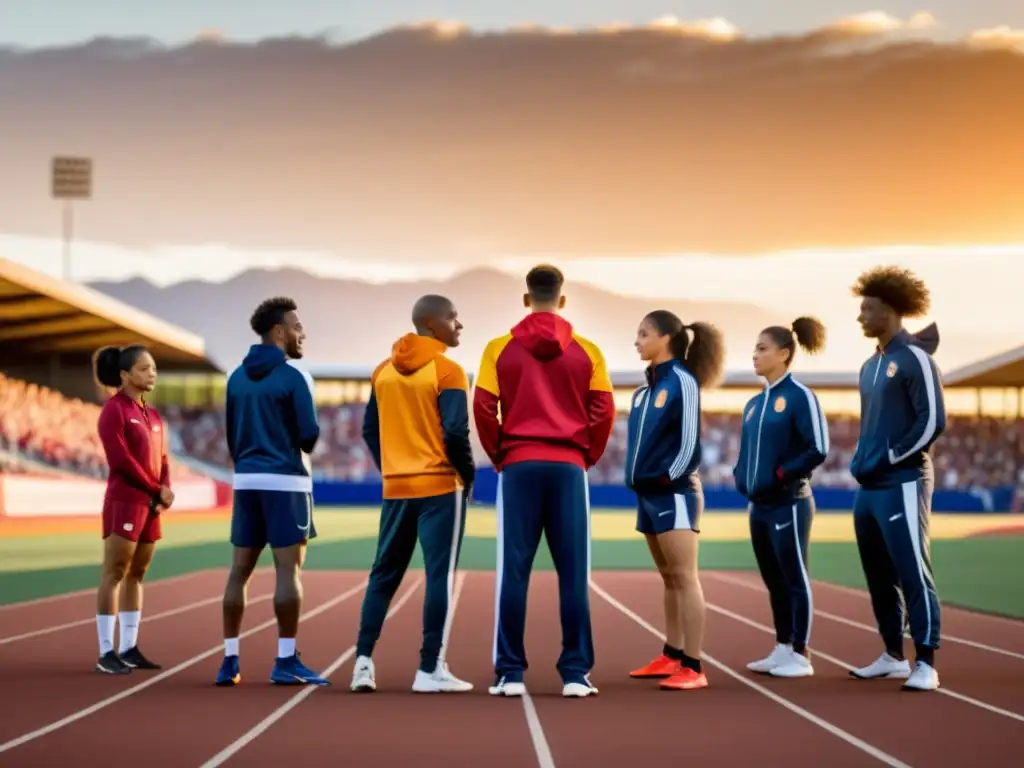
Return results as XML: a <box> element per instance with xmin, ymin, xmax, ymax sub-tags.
<box><xmin>705</xmin><ymin>573</ymin><xmax>1024</xmax><ymax>724</ymax></box>
<box><xmin>0</xmin><ymin>578</ymin><xmax>273</xmax><ymax>646</ymax></box>
<box><xmin>590</xmin><ymin>579</ymin><xmax>913</xmax><ymax>768</ymax></box>
<box><xmin>0</xmin><ymin>578</ymin><xmax>368</xmax><ymax>755</ymax></box>
<box><xmin>708</xmin><ymin>572</ymin><xmax>1024</xmax><ymax>662</ymax></box>
<box><xmin>198</xmin><ymin>576</ymin><xmax>426</xmax><ymax>768</ymax></box>
<box><xmin>0</xmin><ymin>570</ymin><xmax>220</xmax><ymax>612</ymax></box>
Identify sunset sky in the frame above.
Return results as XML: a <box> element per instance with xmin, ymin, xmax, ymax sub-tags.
<box><xmin>2</xmin><ymin>4</ymin><xmax>1023</xmax><ymax>373</ymax></box>
<box><xmin>1</xmin><ymin>1</ymin><xmax>1021</xmax><ymax>46</ymax></box>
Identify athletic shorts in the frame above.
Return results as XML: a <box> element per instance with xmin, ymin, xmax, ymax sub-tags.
<box><xmin>103</xmin><ymin>499</ymin><xmax>162</xmax><ymax>543</ymax></box>
<box><xmin>635</xmin><ymin>489</ymin><xmax>703</xmax><ymax>536</ymax></box>
<box><xmin>230</xmin><ymin>489</ymin><xmax>317</xmax><ymax>549</ymax></box>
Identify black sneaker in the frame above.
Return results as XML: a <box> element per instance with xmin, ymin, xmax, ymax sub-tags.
<box><xmin>120</xmin><ymin>646</ymin><xmax>161</xmax><ymax>670</ymax></box>
<box><xmin>96</xmin><ymin>650</ymin><xmax>131</xmax><ymax>675</ymax></box>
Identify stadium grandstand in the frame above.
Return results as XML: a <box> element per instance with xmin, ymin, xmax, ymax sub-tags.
<box><xmin>0</xmin><ymin>258</ymin><xmax>225</xmax><ymax>518</ymax></box>
<box><xmin>2</xmin><ymin>256</ymin><xmax>1022</xmax><ymax>517</ymax></box>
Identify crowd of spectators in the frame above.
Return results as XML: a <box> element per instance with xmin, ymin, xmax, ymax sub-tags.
<box><xmin>161</xmin><ymin>401</ymin><xmax>1024</xmax><ymax>495</ymax></box>
<box><xmin>2</xmin><ymin>372</ymin><xmax>1021</xmax><ymax>501</ymax></box>
<box><xmin>0</xmin><ymin>373</ymin><xmax>200</xmax><ymax>481</ymax></box>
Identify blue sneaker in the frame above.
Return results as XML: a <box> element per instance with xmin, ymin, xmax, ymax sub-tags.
<box><xmin>215</xmin><ymin>655</ymin><xmax>241</xmax><ymax>686</ymax></box>
<box><xmin>270</xmin><ymin>653</ymin><xmax>330</xmax><ymax>686</ymax></box>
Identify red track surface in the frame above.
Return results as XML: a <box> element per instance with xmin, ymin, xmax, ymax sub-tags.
<box><xmin>0</xmin><ymin>568</ymin><xmax>1021</xmax><ymax>767</ymax></box>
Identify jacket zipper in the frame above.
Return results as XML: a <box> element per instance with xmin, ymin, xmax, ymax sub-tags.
<box><xmin>853</xmin><ymin>352</ymin><xmax>885</xmax><ymax>472</ymax></box>
<box><xmin>748</xmin><ymin>393</ymin><xmax>768</xmax><ymax>492</ymax></box>
<box><xmin>627</xmin><ymin>389</ymin><xmax>651</xmax><ymax>485</ymax></box>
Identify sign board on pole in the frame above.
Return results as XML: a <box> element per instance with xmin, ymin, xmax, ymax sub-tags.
<box><xmin>51</xmin><ymin>156</ymin><xmax>93</xmax><ymax>199</ymax></box>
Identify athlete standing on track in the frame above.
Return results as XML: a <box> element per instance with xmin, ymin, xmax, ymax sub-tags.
<box><xmin>625</xmin><ymin>311</ymin><xmax>725</xmax><ymax>691</ymax></box>
<box><xmin>473</xmin><ymin>264</ymin><xmax>616</xmax><ymax>699</ymax></box>
<box><xmin>350</xmin><ymin>295</ymin><xmax>475</xmax><ymax>694</ymax></box>
<box><xmin>847</xmin><ymin>266</ymin><xmax>946</xmax><ymax>691</ymax></box>
<box><xmin>215</xmin><ymin>297</ymin><xmax>328</xmax><ymax>687</ymax></box>
<box><xmin>734</xmin><ymin>318</ymin><xmax>829</xmax><ymax>678</ymax></box>
<box><xmin>94</xmin><ymin>344</ymin><xmax>172</xmax><ymax>675</ymax></box>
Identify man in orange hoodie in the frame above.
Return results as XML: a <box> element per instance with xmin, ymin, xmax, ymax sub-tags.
<box><xmin>351</xmin><ymin>294</ymin><xmax>475</xmax><ymax>694</ymax></box>
<box><xmin>473</xmin><ymin>265</ymin><xmax>616</xmax><ymax>699</ymax></box>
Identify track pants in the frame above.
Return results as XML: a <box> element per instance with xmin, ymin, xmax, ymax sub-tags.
<box><xmin>853</xmin><ymin>478</ymin><xmax>941</xmax><ymax>657</ymax></box>
<box><xmin>749</xmin><ymin>497</ymin><xmax>814</xmax><ymax>651</ymax></box>
<box><xmin>493</xmin><ymin>461</ymin><xmax>592</xmax><ymax>685</ymax></box>
<box><xmin>356</xmin><ymin>490</ymin><xmax>466</xmax><ymax>673</ymax></box>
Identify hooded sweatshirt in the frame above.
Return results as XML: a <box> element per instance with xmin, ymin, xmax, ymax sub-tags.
<box><xmin>472</xmin><ymin>312</ymin><xmax>616</xmax><ymax>471</ymax></box>
<box><xmin>226</xmin><ymin>343</ymin><xmax>320</xmax><ymax>493</ymax></box>
<box><xmin>362</xmin><ymin>332</ymin><xmax>475</xmax><ymax>499</ymax></box>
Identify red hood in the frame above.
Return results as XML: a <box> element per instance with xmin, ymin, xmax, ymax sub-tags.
<box><xmin>510</xmin><ymin>312</ymin><xmax>574</xmax><ymax>361</ymax></box>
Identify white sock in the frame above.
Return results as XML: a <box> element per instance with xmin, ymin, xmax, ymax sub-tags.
<box><xmin>224</xmin><ymin>638</ymin><xmax>240</xmax><ymax>657</ymax></box>
<box><xmin>96</xmin><ymin>615</ymin><xmax>116</xmax><ymax>655</ymax></box>
<box><xmin>118</xmin><ymin>611</ymin><xmax>141</xmax><ymax>653</ymax></box>
<box><xmin>278</xmin><ymin>638</ymin><xmax>296</xmax><ymax>658</ymax></box>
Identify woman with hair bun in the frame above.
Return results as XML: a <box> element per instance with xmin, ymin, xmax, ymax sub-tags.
<box><xmin>625</xmin><ymin>310</ymin><xmax>726</xmax><ymax>692</ymax></box>
<box><xmin>92</xmin><ymin>344</ymin><xmax>173</xmax><ymax>675</ymax></box>
<box><xmin>733</xmin><ymin>317</ymin><xmax>829</xmax><ymax>679</ymax></box>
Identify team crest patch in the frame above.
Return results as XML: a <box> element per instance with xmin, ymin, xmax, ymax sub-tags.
<box><xmin>654</xmin><ymin>389</ymin><xmax>668</xmax><ymax>408</ymax></box>
<box><xmin>886</xmin><ymin>361</ymin><xmax>898</xmax><ymax>378</ymax></box>
<box><xmin>774</xmin><ymin>396</ymin><xmax>786</xmax><ymax>413</ymax></box>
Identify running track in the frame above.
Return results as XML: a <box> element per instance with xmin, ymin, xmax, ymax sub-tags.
<box><xmin>0</xmin><ymin>569</ymin><xmax>1021</xmax><ymax>766</ymax></box>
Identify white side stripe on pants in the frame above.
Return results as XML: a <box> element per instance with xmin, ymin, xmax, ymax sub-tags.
<box><xmin>492</xmin><ymin>474</ymin><xmax>505</xmax><ymax>665</ymax></box>
<box><xmin>437</xmin><ymin>489</ymin><xmax>464</xmax><ymax>667</ymax></box>
<box><xmin>791</xmin><ymin>504</ymin><xmax>813</xmax><ymax>647</ymax></box>
<box><xmin>673</xmin><ymin>494</ymin><xmax>691</xmax><ymax>530</ymax></box>
<box><xmin>901</xmin><ymin>480</ymin><xmax>934</xmax><ymax>647</ymax></box>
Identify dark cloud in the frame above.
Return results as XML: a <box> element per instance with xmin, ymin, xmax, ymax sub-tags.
<box><xmin>1</xmin><ymin>16</ymin><xmax>1023</xmax><ymax>256</ymax></box>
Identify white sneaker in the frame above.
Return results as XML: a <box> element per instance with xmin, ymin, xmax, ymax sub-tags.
<box><xmin>769</xmin><ymin>651</ymin><xmax>814</xmax><ymax>678</ymax></box>
<box><xmin>350</xmin><ymin>655</ymin><xmax>376</xmax><ymax>692</ymax></box>
<box><xmin>849</xmin><ymin>652</ymin><xmax>911</xmax><ymax>680</ymax></box>
<box><xmin>746</xmin><ymin>643</ymin><xmax>793</xmax><ymax>674</ymax></box>
<box><xmin>412</xmin><ymin>661</ymin><xmax>474</xmax><ymax>693</ymax></box>
<box><xmin>562</xmin><ymin>677</ymin><xmax>599</xmax><ymax>698</ymax></box>
<box><xmin>488</xmin><ymin>676</ymin><xmax>527</xmax><ymax>697</ymax></box>
<box><xmin>902</xmin><ymin>661</ymin><xmax>939</xmax><ymax>691</ymax></box>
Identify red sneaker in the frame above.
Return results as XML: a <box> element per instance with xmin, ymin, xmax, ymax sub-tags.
<box><xmin>660</xmin><ymin>667</ymin><xmax>709</xmax><ymax>690</ymax></box>
<box><xmin>629</xmin><ymin>654</ymin><xmax>681</xmax><ymax>679</ymax></box>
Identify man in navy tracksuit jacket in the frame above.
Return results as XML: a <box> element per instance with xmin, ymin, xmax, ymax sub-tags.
<box><xmin>216</xmin><ymin>297</ymin><xmax>328</xmax><ymax>688</ymax></box>
<box><xmin>848</xmin><ymin>276</ymin><xmax>946</xmax><ymax>692</ymax></box>
<box><xmin>733</xmin><ymin>372</ymin><xmax>828</xmax><ymax>676</ymax></box>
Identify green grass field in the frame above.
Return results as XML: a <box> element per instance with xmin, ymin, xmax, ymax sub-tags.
<box><xmin>2</xmin><ymin>507</ymin><xmax>1022</xmax><ymax>619</ymax></box>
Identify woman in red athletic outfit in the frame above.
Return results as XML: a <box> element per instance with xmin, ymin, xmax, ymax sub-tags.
<box><xmin>93</xmin><ymin>344</ymin><xmax>174</xmax><ymax>674</ymax></box>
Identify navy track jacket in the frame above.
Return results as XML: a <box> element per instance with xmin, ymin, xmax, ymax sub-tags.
<box><xmin>733</xmin><ymin>372</ymin><xmax>829</xmax><ymax>506</ymax></box>
<box><xmin>624</xmin><ymin>359</ymin><xmax>702</xmax><ymax>494</ymax></box>
<box><xmin>225</xmin><ymin>343</ymin><xmax>320</xmax><ymax>493</ymax></box>
<box><xmin>849</xmin><ymin>329</ymin><xmax>946</xmax><ymax>489</ymax></box>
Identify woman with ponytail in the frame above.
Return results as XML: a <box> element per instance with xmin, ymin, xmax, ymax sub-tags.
<box><xmin>733</xmin><ymin>317</ymin><xmax>829</xmax><ymax>679</ymax></box>
<box><xmin>92</xmin><ymin>344</ymin><xmax>173</xmax><ymax>675</ymax></box>
<box><xmin>624</xmin><ymin>310</ymin><xmax>725</xmax><ymax>691</ymax></box>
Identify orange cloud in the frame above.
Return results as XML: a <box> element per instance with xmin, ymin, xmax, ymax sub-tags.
<box><xmin>1</xmin><ymin>11</ymin><xmax>1023</xmax><ymax>257</ymax></box>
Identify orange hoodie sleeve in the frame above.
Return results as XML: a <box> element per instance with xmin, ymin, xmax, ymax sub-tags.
<box><xmin>472</xmin><ymin>335</ymin><xmax>511</xmax><ymax>469</ymax></box>
<box><xmin>574</xmin><ymin>335</ymin><xmax>616</xmax><ymax>468</ymax></box>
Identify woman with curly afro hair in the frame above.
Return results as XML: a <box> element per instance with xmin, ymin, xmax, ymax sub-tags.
<box><xmin>847</xmin><ymin>265</ymin><xmax>946</xmax><ymax>692</ymax></box>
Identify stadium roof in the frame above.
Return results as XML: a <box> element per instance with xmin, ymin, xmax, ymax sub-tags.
<box><xmin>0</xmin><ymin>258</ymin><xmax>219</xmax><ymax>371</ymax></box>
<box><xmin>941</xmin><ymin>345</ymin><xmax>1024</xmax><ymax>388</ymax></box>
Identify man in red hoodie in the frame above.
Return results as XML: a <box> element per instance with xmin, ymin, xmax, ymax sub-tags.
<box><xmin>473</xmin><ymin>264</ymin><xmax>616</xmax><ymax>699</ymax></box>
